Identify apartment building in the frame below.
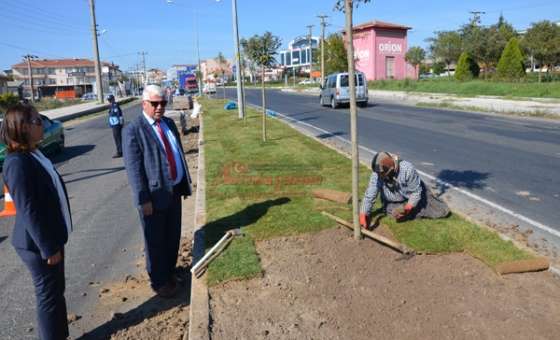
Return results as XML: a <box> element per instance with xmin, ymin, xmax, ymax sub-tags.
<box><xmin>11</xmin><ymin>58</ymin><xmax>121</xmax><ymax>99</ymax></box>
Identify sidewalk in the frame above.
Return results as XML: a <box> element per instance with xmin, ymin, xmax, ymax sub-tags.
<box><xmin>282</xmin><ymin>87</ymin><xmax>560</xmax><ymax>118</ymax></box>
<box><xmin>41</xmin><ymin>96</ymin><xmax>136</xmax><ymax>122</ymax></box>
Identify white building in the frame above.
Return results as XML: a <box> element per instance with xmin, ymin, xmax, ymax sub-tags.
<box><xmin>278</xmin><ymin>36</ymin><xmax>319</xmax><ymax>73</ymax></box>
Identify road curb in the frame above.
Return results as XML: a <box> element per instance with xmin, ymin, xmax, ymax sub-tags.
<box><xmin>45</xmin><ymin>97</ymin><xmax>137</xmax><ymax>122</ymax></box>
<box><xmin>186</xmin><ymin>114</ymin><xmax>210</xmax><ymax>340</ymax></box>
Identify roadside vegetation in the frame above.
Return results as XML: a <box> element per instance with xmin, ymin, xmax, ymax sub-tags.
<box><xmin>202</xmin><ymin>98</ymin><xmax>533</xmax><ymax>286</ymax></box>
<box><xmin>33</xmin><ymin>98</ymin><xmax>84</xmax><ymax>112</ymax></box>
<box><xmin>368</xmin><ymin>78</ymin><xmax>560</xmax><ymax>99</ymax></box>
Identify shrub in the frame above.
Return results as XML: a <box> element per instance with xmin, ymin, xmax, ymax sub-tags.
<box><xmin>0</xmin><ymin>93</ymin><xmax>20</xmax><ymax>110</ymax></box>
<box><xmin>497</xmin><ymin>37</ymin><xmax>525</xmax><ymax>81</ymax></box>
<box><xmin>455</xmin><ymin>52</ymin><xmax>480</xmax><ymax>81</ymax></box>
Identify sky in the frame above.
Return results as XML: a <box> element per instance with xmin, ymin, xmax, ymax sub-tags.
<box><xmin>1</xmin><ymin>0</ymin><xmax>558</xmax><ymax>72</ymax></box>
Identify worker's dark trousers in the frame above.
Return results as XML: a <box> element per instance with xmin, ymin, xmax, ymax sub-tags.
<box><xmin>16</xmin><ymin>248</ymin><xmax>68</xmax><ymax>340</ymax></box>
<box><xmin>139</xmin><ymin>192</ymin><xmax>182</xmax><ymax>290</ymax></box>
<box><xmin>112</xmin><ymin>125</ymin><xmax>123</xmax><ymax>155</ymax></box>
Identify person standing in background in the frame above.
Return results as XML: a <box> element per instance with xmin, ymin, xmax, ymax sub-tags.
<box><xmin>107</xmin><ymin>94</ymin><xmax>124</xmax><ymax>158</ymax></box>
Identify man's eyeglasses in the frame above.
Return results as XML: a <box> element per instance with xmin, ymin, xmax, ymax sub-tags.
<box><xmin>147</xmin><ymin>100</ymin><xmax>167</xmax><ymax>108</ymax></box>
<box><xmin>29</xmin><ymin>117</ymin><xmax>42</xmax><ymax>126</ymax></box>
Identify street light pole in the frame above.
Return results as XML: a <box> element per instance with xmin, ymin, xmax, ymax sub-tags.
<box><xmin>88</xmin><ymin>0</ymin><xmax>104</xmax><ymax>103</ymax></box>
<box><xmin>194</xmin><ymin>9</ymin><xmax>203</xmax><ymax>97</ymax></box>
<box><xmin>317</xmin><ymin>14</ymin><xmax>328</xmax><ymax>86</ymax></box>
<box><xmin>23</xmin><ymin>54</ymin><xmax>38</xmax><ymax>102</ymax></box>
<box><xmin>231</xmin><ymin>0</ymin><xmax>245</xmax><ymax>119</ymax></box>
<box><xmin>306</xmin><ymin>25</ymin><xmax>314</xmax><ymax>81</ymax></box>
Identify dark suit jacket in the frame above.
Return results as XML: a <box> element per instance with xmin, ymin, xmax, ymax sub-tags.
<box><xmin>3</xmin><ymin>152</ymin><xmax>70</xmax><ymax>259</ymax></box>
<box><xmin>123</xmin><ymin>114</ymin><xmax>192</xmax><ymax>210</ymax></box>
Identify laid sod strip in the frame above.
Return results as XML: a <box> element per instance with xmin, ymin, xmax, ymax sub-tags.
<box><xmin>202</xmin><ymin>98</ymin><xmax>534</xmax><ymax>285</ymax></box>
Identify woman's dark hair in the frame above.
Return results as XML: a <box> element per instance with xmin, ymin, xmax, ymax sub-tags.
<box><xmin>0</xmin><ymin>103</ymin><xmax>38</xmax><ymax>153</ymax></box>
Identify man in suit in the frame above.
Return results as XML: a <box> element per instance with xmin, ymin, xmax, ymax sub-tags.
<box><xmin>123</xmin><ymin>85</ymin><xmax>192</xmax><ymax>297</ymax></box>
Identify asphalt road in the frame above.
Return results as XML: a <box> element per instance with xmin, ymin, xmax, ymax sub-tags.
<box><xmin>226</xmin><ymin>88</ymin><xmax>560</xmax><ymax>235</ymax></box>
<box><xmin>0</xmin><ymin>103</ymin><xmax>145</xmax><ymax>339</ymax></box>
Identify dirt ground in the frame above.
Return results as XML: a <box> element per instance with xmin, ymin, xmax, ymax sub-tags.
<box><xmin>209</xmin><ymin>227</ymin><xmax>560</xmax><ymax>340</ymax></box>
<box><xmin>74</xmin><ymin>237</ymin><xmax>191</xmax><ymax>340</ymax></box>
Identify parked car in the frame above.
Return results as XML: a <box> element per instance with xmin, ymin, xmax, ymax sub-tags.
<box><xmin>298</xmin><ymin>79</ymin><xmax>315</xmax><ymax>85</ymax></box>
<box><xmin>0</xmin><ymin>114</ymin><xmax>65</xmax><ymax>168</ymax></box>
<box><xmin>203</xmin><ymin>83</ymin><xmax>217</xmax><ymax>94</ymax></box>
<box><xmin>419</xmin><ymin>72</ymin><xmax>434</xmax><ymax>79</ymax></box>
<box><xmin>319</xmin><ymin>72</ymin><xmax>368</xmax><ymax>108</ymax></box>
<box><xmin>81</xmin><ymin>92</ymin><xmax>97</xmax><ymax>100</ymax></box>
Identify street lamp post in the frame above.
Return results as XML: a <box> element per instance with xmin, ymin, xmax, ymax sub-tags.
<box><xmin>231</xmin><ymin>0</ymin><xmax>245</xmax><ymax>119</ymax></box>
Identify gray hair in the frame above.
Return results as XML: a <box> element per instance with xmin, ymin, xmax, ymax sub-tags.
<box><xmin>142</xmin><ymin>84</ymin><xmax>165</xmax><ymax>100</ymax></box>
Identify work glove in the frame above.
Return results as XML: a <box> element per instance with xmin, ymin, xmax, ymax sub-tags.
<box><xmin>393</xmin><ymin>203</ymin><xmax>414</xmax><ymax>222</ymax></box>
<box><xmin>359</xmin><ymin>213</ymin><xmax>370</xmax><ymax>229</ymax></box>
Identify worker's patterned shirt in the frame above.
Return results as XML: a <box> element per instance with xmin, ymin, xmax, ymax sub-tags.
<box><xmin>360</xmin><ymin>160</ymin><xmax>423</xmax><ymax>215</ymax></box>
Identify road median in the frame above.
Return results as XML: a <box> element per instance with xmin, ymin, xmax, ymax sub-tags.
<box><xmin>199</xmin><ymin>98</ymin><xmax>539</xmax><ymax>287</ymax></box>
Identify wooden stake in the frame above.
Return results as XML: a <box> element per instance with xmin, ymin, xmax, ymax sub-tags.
<box><xmin>322</xmin><ymin>211</ymin><xmax>414</xmax><ymax>255</ymax></box>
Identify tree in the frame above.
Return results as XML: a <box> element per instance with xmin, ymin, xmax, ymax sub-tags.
<box><xmin>215</xmin><ymin>52</ymin><xmax>229</xmax><ymax>99</ymax></box>
<box><xmin>476</xmin><ymin>16</ymin><xmax>518</xmax><ymax>78</ymax></box>
<box><xmin>427</xmin><ymin>31</ymin><xmax>462</xmax><ymax>78</ymax></box>
<box><xmin>523</xmin><ymin>20</ymin><xmax>560</xmax><ymax>82</ymax></box>
<box><xmin>405</xmin><ymin>46</ymin><xmax>426</xmax><ymax>79</ymax></box>
<box><xmin>323</xmin><ymin>33</ymin><xmax>348</xmax><ymax>76</ymax></box>
<box><xmin>337</xmin><ymin>0</ymin><xmax>372</xmax><ymax>241</ymax></box>
<box><xmin>455</xmin><ymin>51</ymin><xmax>480</xmax><ymax>81</ymax></box>
<box><xmin>241</xmin><ymin>32</ymin><xmax>281</xmax><ymax>142</ymax></box>
<box><xmin>0</xmin><ymin>93</ymin><xmax>19</xmax><ymax>111</ymax></box>
<box><xmin>431</xmin><ymin>61</ymin><xmax>445</xmax><ymax>75</ymax></box>
<box><xmin>496</xmin><ymin>37</ymin><xmax>525</xmax><ymax>80</ymax></box>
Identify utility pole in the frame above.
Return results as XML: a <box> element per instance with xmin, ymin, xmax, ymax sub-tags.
<box><xmin>231</xmin><ymin>0</ymin><xmax>245</xmax><ymax>119</ymax></box>
<box><xmin>138</xmin><ymin>51</ymin><xmax>148</xmax><ymax>85</ymax></box>
<box><xmin>306</xmin><ymin>24</ymin><xmax>314</xmax><ymax>81</ymax></box>
<box><xmin>469</xmin><ymin>10</ymin><xmax>485</xmax><ymax>25</ymax></box>
<box><xmin>23</xmin><ymin>54</ymin><xmax>38</xmax><ymax>102</ymax></box>
<box><xmin>344</xmin><ymin>0</ymin><xmax>361</xmax><ymax>240</ymax></box>
<box><xmin>317</xmin><ymin>14</ymin><xmax>328</xmax><ymax>86</ymax></box>
<box><xmin>194</xmin><ymin>12</ymin><xmax>203</xmax><ymax>97</ymax></box>
<box><xmin>88</xmin><ymin>0</ymin><xmax>104</xmax><ymax>103</ymax></box>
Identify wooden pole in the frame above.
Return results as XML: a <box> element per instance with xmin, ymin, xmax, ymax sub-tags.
<box><xmin>322</xmin><ymin>211</ymin><xmax>414</xmax><ymax>255</ymax></box>
<box><xmin>344</xmin><ymin>0</ymin><xmax>361</xmax><ymax>240</ymax></box>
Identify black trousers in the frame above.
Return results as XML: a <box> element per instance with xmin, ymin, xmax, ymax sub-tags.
<box><xmin>139</xmin><ymin>193</ymin><xmax>182</xmax><ymax>290</ymax></box>
<box><xmin>16</xmin><ymin>248</ymin><xmax>68</xmax><ymax>340</ymax></box>
<box><xmin>112</xmin><ymin>125</ymin><xmax>123</xmax><ymax>155</ymax></box>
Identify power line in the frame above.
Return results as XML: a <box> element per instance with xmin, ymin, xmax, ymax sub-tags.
<box><xmin>2</xmin><ymin>0</ymin><xmax>89</xmax><ymax>30</ymax></box>
<box><xmin>0</xmin><ymin>41</ymin><xmax>67</xmax><ymax>59</ymax></box>
<box><xmin>2</xmin><ymin>20</ymin><xmax>87</xmax><ymax>39</ymax></box>
<box><xmin>0</xmin><ymin>4</ymin><xmax>89</xmax><ymax>32</ymax></box>
<box><xmin>0</xmin><ymin>13</ymin><xmax>89</xmax><ymax>35</ymax></box>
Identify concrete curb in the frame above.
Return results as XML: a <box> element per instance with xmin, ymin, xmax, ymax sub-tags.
<box><xmin>44</xmin><ymin>97</ymin><xmax>137</xmax><ymax>122</ymax></box>
<box><xmin>186</xmin><ymin>114</ymin><xmax>209</xmax><ymax>340</ymax></box>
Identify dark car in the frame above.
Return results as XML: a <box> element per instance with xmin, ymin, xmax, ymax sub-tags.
<box><xmin>0</xmin><ymin>114</ymin><xmax>65</xmax><ymax>168</ymax></box>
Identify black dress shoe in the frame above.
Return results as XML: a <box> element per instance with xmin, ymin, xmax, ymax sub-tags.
<box><xmin>112</xmin><ymin>153</ymin><xmax>122</xmax><ymax>158</ymax></box>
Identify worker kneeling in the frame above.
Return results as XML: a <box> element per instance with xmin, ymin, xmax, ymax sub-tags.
<box><xmin>360</xmin><ymin>151</ymin><xmax>449</xmax><ymax>228</ymax></box>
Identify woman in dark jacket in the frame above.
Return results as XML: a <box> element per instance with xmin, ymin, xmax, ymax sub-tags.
<box><xmin>1</xmin><ymin>103</ymin><xmax>71</xmax><ymax>340</ymax></box>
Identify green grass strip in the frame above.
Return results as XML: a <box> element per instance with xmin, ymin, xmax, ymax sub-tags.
<box><xmin>368</xmin><ymin>78</ymin><xmax>560</xmax><ymax>99</ymax></box>
<box><xmin>202</xmin><ymin>98</ymin><xmax>533</xmax><ymax>285</ymax></box>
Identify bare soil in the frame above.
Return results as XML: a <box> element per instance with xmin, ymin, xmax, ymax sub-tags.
<box><xmin>76</xmin><ymin>238</ymin><xmax>192</xmax><ymax>340</ymax></box>
<box><xmin>209</xmin><ymin>227</ymin><xmax>560</xmax><ymax>340</ymax></box>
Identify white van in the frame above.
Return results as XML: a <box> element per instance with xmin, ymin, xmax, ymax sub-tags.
<box><xmin>319</xmin><ymin>72</ymin><xmax>368</xmax><ymax>108</ymax></box>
